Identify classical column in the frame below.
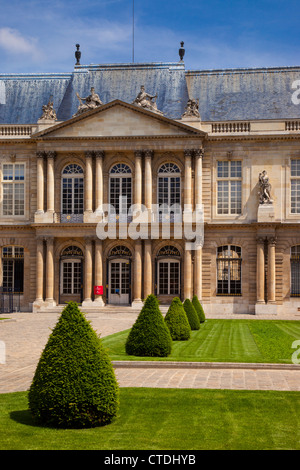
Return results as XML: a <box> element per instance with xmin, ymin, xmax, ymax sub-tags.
<box><xmin>256</xmin><ymin>237</ymin><xmax>265</xmax><ymax>304</ymax></box>
<box><xmin>36</xmin><ymin>152</ymin><xmax>45</xmax><ymax>213</ymax></box>
<box><xmin>85</xmin><ymin>151</ymin><xmax>94</xmax><ymax>213</ymax></box>
<box><xmin>45</xmin><ymin>237</ymin><xmax>55</xmax><ymax>305</ymax></box>
<box><xmin>94</xmin><ymin>239</ymin><xmax>105</xmax><ymax>306</ymax></box>
<box><xmin>193</xmin><ymin>148</ymin><xmax>203</xmax><ymax>300</ymax></box>
<box><xmin>184</xmin><ymin>243</ymin><xmax>193</xmax><ymax>300</ymax></box>
<box><xmin>184</xmin><ymin>149</ymin><xmax>193</xmax><ymax>207</ymax></box>
<box><xmin>134</xmin><ymin>150</ymin><xmax>143</xmax><ymax>209</ymax></box>
<box><xmin>268</xmin><ymin>237</ymin><xmax>276</xmax><ymax>303</ymax></box>
<box><xmin>144</xmin><ymin>150</ymin><xmax>153</xmax><ymax>210</ymax></box>
<box><xmin>35</xmin><ymin>237</ymin><xmax>44</xmax><ymax>302</ymax></box>
<box><xmin>132</xmin><ymin>239</ymin><xmax>143</xmax><ymax>306</ymax></box>
<box><xmin>144</xmin><ymin>239</ymin><xmax>152</xmax><ymax>298</ymax></box>
<box><xmin>95</xmin><ymin>151</ymin><xmax>104</xmax><ymax>213</ymax></box>
<box><xmin>46</xmin><ymin>151</ymin><xmax>56</xmax><ymax>213</ymax></box>
<box><xmin>83</xmin><ymin>237</ymin><xmax>93</xmax><ymax>305</ymax></box>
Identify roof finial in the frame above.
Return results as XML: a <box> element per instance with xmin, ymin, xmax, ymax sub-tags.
<box><xmin>75</xmin><ymin>44</ymin><xmax>81</xmax><ymax>66</ymax></box>
<box><xmin>179</xmin><ymin>41</ymin><xmax>185</xmax><ymax>61</ymax></box>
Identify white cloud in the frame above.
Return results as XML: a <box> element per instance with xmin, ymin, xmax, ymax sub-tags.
<box><xmin>0</xmin><ymin>27</ymin><xmax>41</xmax><ymax>59</ymax></box>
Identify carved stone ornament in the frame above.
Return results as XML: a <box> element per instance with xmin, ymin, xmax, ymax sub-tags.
<box><xmin>258</xmin><ymin>170</ymin><xmax>273</xmax><ymax>204</ymax></box>
<box><xmin>132</xmin><ymin>86</ymin><xmax>163</xmax><ymax>115</ymax></box>
<box><xmin>38</xmin><ymin>98</ymin><xmax>57</xmax><ymax>122</ymax></box>
<box><xmin>73</xmin><ymin>87</ymin><xmax>103</xmax><ymax>117</ymax></box>
<box><xmin>182</xmin><ymin>98</ymin><xmax>200</xmax><ymax>119</ymax></box>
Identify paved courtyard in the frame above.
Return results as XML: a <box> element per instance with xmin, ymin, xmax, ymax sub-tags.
<box><xmin>0</xmin><ymin>310</ymin><xmax>300</xmax><ymax>394</ymax></box>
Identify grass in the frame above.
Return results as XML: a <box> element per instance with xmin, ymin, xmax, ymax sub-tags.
<box><xmin>101</xmin><ymin>319</ymin><xmax>300</xmax><ymax>364</ymax></box>
<box><xmin>0</xmin><ymin>389</ymin><xmax>299</xmax><ymax>450</ymax></box>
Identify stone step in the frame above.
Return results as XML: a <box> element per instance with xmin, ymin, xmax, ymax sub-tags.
<box><xmin>36</xmin><ymin>304</ymin><xmax>170</xmax><ymax>314</ymax></box>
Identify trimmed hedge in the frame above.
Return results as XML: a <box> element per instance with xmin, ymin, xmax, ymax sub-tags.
<box><xmin>164</xmin><ymin>297</ymin><xmax>191</xmax><ymax>340</ymax></box>
<box><xmin>192</xmin><ymin>295</ymin><xmax>206</xmax><ymax>323</ymax></box>
<box><xmin>183</xmin><ymin>298</ymin><xmax>200</xmax><ymax>330</ymax></box>
<box><xmin>125</xmin><ymin>294</ymin><xmax>172</xmax><ymax>357</ymax></box>
<box><xmin>28</xmin><ymin>302</ymin><xmax>119</xmax><ymax>428</ymax></box>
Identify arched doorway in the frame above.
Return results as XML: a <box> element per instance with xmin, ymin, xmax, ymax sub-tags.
<box><xmin>59</xmin><ymin>245</ymin><xmax>84</xmax><ymax>304</ymax></box>
<box><xmin>107</xmin><ymin>245</ymin><xmax>132</xmax><ymax>305</ymax></box>
<box><xmin>156</xmin><ymin>245</ymin><xmax>181</xmax><ymax>301</ymax></box>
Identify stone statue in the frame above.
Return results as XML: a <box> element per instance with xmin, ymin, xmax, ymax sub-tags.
<box><xmin>182</xmin><ymin>98</ymin><xmax>200</xmax><ymax>119</ymax></box>
<box><xmin>259</xmin><ymin>170</ymin><xmax>273</xmax><ymax>204</ymax></box>
<box><xmin>39</xmin><ymin>98</ymin><xmax>57</xmax><ymax>121</ymax></box>
<box><xmin>132</xmin><ymin>86</ymin><xmax>163</xmax><ymax>115</ymax></box>
<box><xmin>73</xmin><ymin>87</ymin><xmax>103</xmax><ymax>116</ymax></box>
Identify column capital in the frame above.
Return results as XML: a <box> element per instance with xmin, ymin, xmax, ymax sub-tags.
<box><xmin>184</xmin><ymin>149</ymin><xmax>193</xmax><ymax>158</ymax></box>
<box><xmin>134</xmin><ymin>150</ymin><xmax>143</xmax><ymax>158</ymax></box>
<box><xmin>256</xmin><ymin>236</ymin><xmax>266</xmax><ymax>245</ymax></box>
<box><xmin>45</xmin><ymin>236</ymin><xmax>54</xmax><ymax>244</ymax></box>
<box><xmin>36</xmin><ymin>151</ymin><xmax>46</xmax><ymax>159</ymax></box>
<box><xmin>144</xmin><ymin>149</ymin><xmax>154</xmax><ymax>159</ymax></box>
<box><xmin>193</xmin><ymin>148</ymin><xmax>204</xmax><ymax>158</ymax></box>
<box><xmin>268</xmin><ymin>236</ymin><xmax>277</xmax><ymax>246</ymax></box>
<box><xmin>94</xmin><ymin>150</ymin><xmax>105</xmax><ymax>159</ymax></box>
<box><xmin>46</xmin><ymin>151</ymin><xmax>57</xmax><ymax>160</ymax></box>
<box><xmin>85</xmin><ymin>150</ymin><xmax>95</xmax><ymax>159</ymax></box>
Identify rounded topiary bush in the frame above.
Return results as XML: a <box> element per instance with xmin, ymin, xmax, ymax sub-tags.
<box><xmin>164</xmin><ymin>297</ymin><xmax>191</xmax><ymax>341</ymax></box>
<box><xmin>192</xmin><ymin>295</ymin><xmax>206</xmax><ymax>323</ymax></box>
<box><xmin>28</xmin><ymin>301</ymin><xmax>119</xmax><ymax>428</ymax></box>
<box><xmin>125</xmin><ymin>294</ymin><xmax>172</xmax><ymax>357</ymax></box>
<box><xmin>183</xmin><ymin>298</ymin><xmax>200</xmax><ymax>330</ymax></box>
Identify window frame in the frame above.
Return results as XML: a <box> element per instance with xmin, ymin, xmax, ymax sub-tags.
<box><xmin>1</xmin><ymin>246</ymin><xmax>24</xmax><ymax>293</ymax></box>
<box><xmin>290</xmin><ymin>159</ymin><xmax>300</xmax><ymax>215</ymax></box>
<box><xmin>216</xmin><ymin>160</ymin><xmax>242</xmax><ymax>216</ymax></box>
<box><xmin>109</xmin><ymin>163</ymin><xmax>132</xmax><ymax>219</ymax></box>
<box><xmin>291</xmin><ymin>245</ymin><xmax>300</xmax><ymax>297</ymax></box>
<box><xmin>216</xmin><ymin>245</ymin><xmax>242</xmax><ymax>296</ymax></box>
<box><xmin>1</xmin><ymin>162</ymin><xmax>26</xmax><ymax>217</ymax></box>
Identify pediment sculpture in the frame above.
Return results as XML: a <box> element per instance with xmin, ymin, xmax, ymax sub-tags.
<box><xmin>182</xmin><ymin>98</ymin><xmax>200</xmax><ymax>119</ymax></box>
<box><xmin>73</xmin><ymin>87</ymin><xmax>103</xmax><ymax>116</ymax></box>
<box><xmin>38</xmin><ymin>98</ymin><xmax>57</xmax><ymax>121</ymax></box>
<box><xmin>258</xmin><ymin>170</ymin><xmax>273</xmax><ymax>204</ymax></box>
<box><xmin>132</xmin><ymin>85</ymin><xmax>163</xmax><ymax>115</ymax></box>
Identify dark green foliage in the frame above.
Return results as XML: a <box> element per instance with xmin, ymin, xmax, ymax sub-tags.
<box><xmin>164</xmin><ymin>297</ymin><xmax>191</xmax><ymax>340</ymax></box>
<box><xmin>125</xmin><ymin>294</ymin><xmax>172</xmax><ymax>357</ymax></box>
<box><xmin>183</xmin><ymin>298</ymin><xmax>200</xmax><ymax>330</ymax></box>
<box><xmin>192</xmin><ymin>295</ymin><xmax>206</xmax><ymax>323</ymax></box>
<box><xmin>28</xmin><ymin>302</ymin><xmax>119</xmax><ymax>428</ymax></box>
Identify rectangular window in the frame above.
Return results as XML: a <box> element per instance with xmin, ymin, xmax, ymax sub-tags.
<box><xmin>291</xmin><ymin>246</ymin><xmax>300</xmax><ymax>297</ymax></box>
<box><xmin>217</xmin><ymin>245</ymin><xmax>242</xmax><ymax>295</ymax></box>
<box><xmin>217</xmin><ymin>161</ymin><xmax>242</xmax><ymax>215</ymax></box>
<box><xmin>2</xmin><ymin>163</ymin><xmax>25</xmax><ymax>216</ymax></box>
<box><xmin>2</xmin><ymin>246</ymin><xmax>24</xmax><ymax>293</ymax></box>
<box><xmin>291</xmin><ymin>160</ymin><xmax>300</xmax><ymax>214</ymax></box>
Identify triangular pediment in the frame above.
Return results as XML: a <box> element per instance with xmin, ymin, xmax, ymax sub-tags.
<box><xmin>33</xmin><ymin>100</ymin><xmax>205</xmax><ymax>138</ymax></box>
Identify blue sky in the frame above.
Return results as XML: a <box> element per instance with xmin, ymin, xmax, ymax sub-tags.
<box><xmin>0</xmin><ymin>0</ymin><xmax>299</xmax><ymax>73</ymax></box>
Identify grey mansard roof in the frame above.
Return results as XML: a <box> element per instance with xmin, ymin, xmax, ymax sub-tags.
<box><xmin>0</xmin><ymin>62</ymin><xmax>300</xmax><ymax>124</ymax></box>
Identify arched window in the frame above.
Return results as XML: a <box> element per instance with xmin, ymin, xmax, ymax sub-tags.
<box><xmin>61</xmin><ymin>164</ymin><xmax>84</xmax><ymax>222</ymax></box>
<box><xmin>291</xmin><ymin>246</ymin><xmax>300</xmax><ymax>297</ymax></box>
<box><xmin>157</xmin><ymin>163</ymin><xmax>181</xmax><ymax>222</ymax></box>
<box><xmin>109</xmin><ymin>163</ymin><xmax>132</xmax><ymax>218</ymax></box>
<box><xmin>217</xmin><ymin>245</ymin><xmax>242</xmax><ymax>295</ymax></box>
<box><xmin>109</xmin><ymin>245</ymin><xmax>132</xmax><ymax>258</ymax></box>
<box><xmin>1</xmin><ymin>246</ymin><xmax>24</xmax><ymax>293</ymax></box>
<box><xmin>157</xmin><ymin>245</ymin><xmax>181</xmax><ymax>296</ymax></box>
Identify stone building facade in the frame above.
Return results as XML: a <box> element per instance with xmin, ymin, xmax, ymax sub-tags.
<box><xmin>0</xmin><ymin>60</ymin><xmax>300</xmax><ymax>314</ymax></box>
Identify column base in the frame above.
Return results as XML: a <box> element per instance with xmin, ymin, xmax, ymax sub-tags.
<box><xmin>81</xmin><ymin>299</ymin><xmax>93</xmax><ymax>308</ymax></box>
<box><xmin>44</xmin><ymin>299</ymin><xmax>57</xmax><ymax>308</ymax></box>
<box><xmin>131</xmin><ymin>299</ymin><xmax>143</xmax><ymax>308</ymax></box>
<box><xmin>32</xmin><ymin>299</ymin><xmax>45</xmax><ymax>313</ymax></box>
<box><xmin>94</xmin><ymin>296</ymin><xmax>105</xmax><ymax>307</ymax></box>
<box><xmin>255</xmin><ymin>303</ymin><xmax>278</xmax><ymax>315</ymax></box>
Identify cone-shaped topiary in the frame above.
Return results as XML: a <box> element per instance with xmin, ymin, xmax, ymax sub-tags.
<box><xmin>164</xmin><ymin>297</ymin><xmax>191</xmax><ymax>340</ymax></box>
<box><xmin>183</xmin><ymin>298</ymin><xmax>201</xmax><ymax>330</ymax></box>
<box><xmin>192</xmin><ymin>295</ymin><xmax>206</xmax><ymax>323</ymax></box>
<box><xmin>28</xmin><ymin>301</ymin><xmax>119</xmax><ymax>428</ymax></box>
<box><xmin>125</xmin><ymin>294</ymin><xmax>172</xmax><ymax>357</ymax></box>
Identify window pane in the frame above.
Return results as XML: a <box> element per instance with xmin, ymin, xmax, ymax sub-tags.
<box><xmin>217</xmin><ymin>161</ymin><xmax>229</xmax><ymax>178</ymax></box>
<box><xmin>217</xmin><ymin>181</ymin><xmax>229</xmax><ymax>214</ymax></box>
<box><xmin>291</xmin><ymin>160</ymin><xmax>300</xmax><ymax>177</ymax></box>
<box><xmin>291</xmin><ymin>180</ymin><xmax>300</xmax><ymax>214</ymax></box>
<box><xmin>3</xmin><ymin>164</ymin><xmax>13</xmax><ymax>181</ymax></box>
<box><xmin>230</xmin><ymin>161</ymin><xmax>242</xmax><ymax>178</ymax></box>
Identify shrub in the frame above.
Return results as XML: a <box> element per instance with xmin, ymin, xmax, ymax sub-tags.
<box><xmin>183</xmin><ymin>298</ymin><xmax>200</xmax><ymax>330</ymax></box>
<box><xmin>164</xmin><ymin>297</ymin><xmax>191</xmax><ymax>340</ymax></box>
<box><xmin>192</xmin><ymin>295</ymin><xmax>206</xmax><ymax>323</ymax></box>
<box><xmin>125</xmin><ymin>294</ymin><xmax>172</xmax><ymax>357</ymax></box>
<box><xmin>28</xmin><ymin>301</ymin><xmax>119</xmax><ymax>428</ymax></box>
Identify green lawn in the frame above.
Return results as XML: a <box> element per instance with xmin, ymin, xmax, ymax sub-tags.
<box><xmin>0</xmin><ymin>388</ymin><xmax>299</xmax><ymax>450</ymax></box>
<box><xmin>101</xmin><ymin>319</ymin><xmax>300</xmax><ymax>364</ymax></box>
